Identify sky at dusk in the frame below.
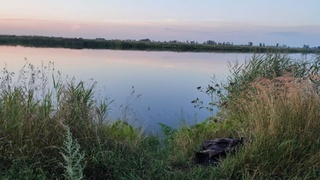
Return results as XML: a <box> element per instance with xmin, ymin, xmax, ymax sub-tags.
<box><xmin>0</xmin><ymin>0</ymin><xmax>319</xmax><ymax>47</ymax></box>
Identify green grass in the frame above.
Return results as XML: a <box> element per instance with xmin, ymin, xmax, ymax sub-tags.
<box><xmin>0</xmin><ymin>53</ymin><xmax>320</xmax><ymax>179</ymax></box>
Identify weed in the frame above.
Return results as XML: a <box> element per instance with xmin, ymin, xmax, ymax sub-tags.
<box><xmin>60</xmin><ymin>124</ymin><xmax>86</xmax><ymax>180</ymax></box>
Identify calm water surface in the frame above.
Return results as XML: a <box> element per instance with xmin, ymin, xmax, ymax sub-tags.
<box><xmin>0</xmin><ymin>46</ymin><xmax>310</xmax><ymax>133</ymax></box>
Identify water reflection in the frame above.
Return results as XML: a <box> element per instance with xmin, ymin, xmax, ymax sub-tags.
<box><xmin>4</xmin><ymin>46</ymin><xmax>310</xmax><ymax>133</ymax></box>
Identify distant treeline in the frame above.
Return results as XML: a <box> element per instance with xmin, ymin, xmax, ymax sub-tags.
<box><xmin>0</xmin><ymin>35</ymin><xmax>319</xmax><ymax>53</ymax></box>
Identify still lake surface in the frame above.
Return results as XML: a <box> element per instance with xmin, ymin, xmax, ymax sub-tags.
<box><xmin>0</xmin><ymin>46</ymin><xmax>311</xmax><ymax>133</ymax></box>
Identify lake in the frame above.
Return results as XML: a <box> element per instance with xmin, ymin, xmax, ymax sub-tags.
<box><xmin>0</xmin><ymin>46</ymin><xmax>311</xmax><ymax>133</ymax></box>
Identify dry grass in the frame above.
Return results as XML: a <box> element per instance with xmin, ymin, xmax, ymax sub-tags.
<box><xmin>223</xmin><ymin>74</ymin><xmax>320</xmax><ymax>178</ymax></box>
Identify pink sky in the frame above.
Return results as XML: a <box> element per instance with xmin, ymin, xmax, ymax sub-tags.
<box><xmin>1</xmin><ymin>1</ymin><xmax>320</xmax><ymax>47</ymax></box>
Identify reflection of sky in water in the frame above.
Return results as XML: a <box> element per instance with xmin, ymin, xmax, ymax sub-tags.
<box><xmin>0</xmin><ymin>46</ymin><xmax>312</xmax><ymax>133</ymax></box>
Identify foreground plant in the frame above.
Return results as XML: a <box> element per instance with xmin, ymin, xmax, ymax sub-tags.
<box><xmin>220</xmin><ymin>74</ymin><xmax>320</xmax><ymax>178</ymax></box>
<box><xmin>60</xmin><ymin>124</ymin><xmax>86</xmax><ymax>180</ymax></box>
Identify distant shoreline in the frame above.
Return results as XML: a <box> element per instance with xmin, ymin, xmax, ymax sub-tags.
<box><xmin>0</xmin><ymin>34</ymin><xmax>319</xmax><ymax>53</ymax></box>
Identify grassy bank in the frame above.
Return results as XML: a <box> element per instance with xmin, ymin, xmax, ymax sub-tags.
<box><xmin>1</xmin><ymin>34</ymin><xmax>319</xmax><ymax>53</ymax></box>
<box><xmin>0</xmin><ymin>53</ymin><xmax>320</xmax><ymax>179</ymax></box>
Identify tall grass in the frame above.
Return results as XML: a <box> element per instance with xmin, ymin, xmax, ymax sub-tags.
<box><xmin>1</xmin><ymin>54</ymin><xmax>320</xmax><ymax>179</ymax></box>
<box><xmin>226</xmin><ymin>54</ymin><xmax>318</xmax><ymax>104</ymax></box>
<box><xmin>215</xmin><ymin>54</ymin><xmax>320</xmax><ymax>178</ymax></box>
<box><xmin>219</xmin><ymin>74</ymin><xmax>320</xmax><ymax>178</ymax></box>
<box><xmin>0</xmin><ymin>62</ymin><xmax>160</xmax><ymax>179</ymax></box>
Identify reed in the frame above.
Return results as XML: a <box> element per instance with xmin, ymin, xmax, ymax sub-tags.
<box><xmin>206</xmin><ymin>54</ymin><xmax>320</xmax><ymax>179</ymax></box>
<box><xmin>218</xmin><ymin>73</ymin><xmax>320</xmax><ymax>178</ymax></box>
<box><xmin>0</xmin><ymin>62</ymin><xmax>154</xmax><ymax>179</ymax></box>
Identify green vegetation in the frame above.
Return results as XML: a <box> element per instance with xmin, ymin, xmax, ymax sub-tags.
<box><xmin>1</xmin><ymin>34</ymin><xmax>319</xmax><ymax>53</ymax></box>
<box><xmin>1</xmin><ymin>53</ymin><xmax>320</xmax><ymax>179</ymax></box>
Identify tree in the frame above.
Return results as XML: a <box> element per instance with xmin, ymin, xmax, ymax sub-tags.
<box><xmin>206</xmin><ymin>40</ymin><xmax>216</xmax><ymax>45</ymax></box>
<box><xmin>303</xmin><ymin>44</ymin><xmax>310</xmax><ymax>49</ymax></box>
<box><xmin>139</xmin><ymin>38</ymin><xmax>151</xmax><ymax>42</ymax></box>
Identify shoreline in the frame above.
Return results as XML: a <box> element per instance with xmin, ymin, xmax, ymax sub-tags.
<box><xmin>1</xmin><ymin>34</ymin><xmax>319</xmax><ymax>54</ymax></box>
